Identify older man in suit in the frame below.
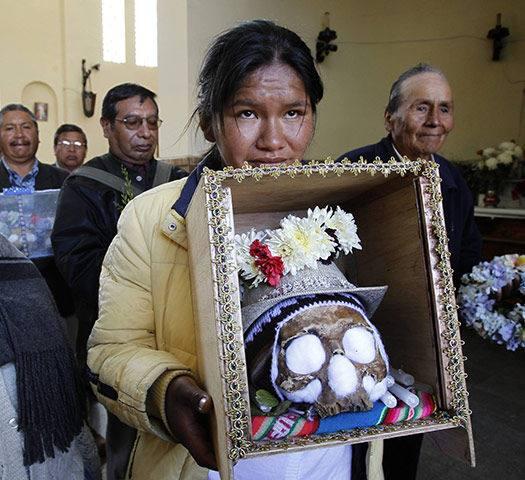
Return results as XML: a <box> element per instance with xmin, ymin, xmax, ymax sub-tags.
<box><xmin>339</xmin><ymin>63</ymin><xmax>482</xmax><ymax>480</ymax></box>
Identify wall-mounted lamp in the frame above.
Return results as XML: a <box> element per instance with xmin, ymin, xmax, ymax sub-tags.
<box><xmin>82</xmin><ymin>59</ymin><xmax>100</xmax><ymax>117</ymax></box>
<box><xmin>316</xmin><ymin>12</ymin><xmax>337</xmax><ymax>63</ymax></box>
<box><xmin>487</xmin><ymin>13</ymin><xmax>510</xmax><ymax>61</ymax></box>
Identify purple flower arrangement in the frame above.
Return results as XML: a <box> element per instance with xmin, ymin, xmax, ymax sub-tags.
<box><xmin>458</xmin><ymin>254</ymin><xmax>525</xmax><ymax>351</ymax></box>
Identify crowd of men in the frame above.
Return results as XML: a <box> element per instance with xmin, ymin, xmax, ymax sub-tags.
<box><xmin>0</xmin><ymin>84</ymin><xmax>188</xmax><ymax>475</ymax></box>
<box><xmin>0</xmin><ymin>85</ymin><xmax>187</xmax><ymax>327</ymax></box>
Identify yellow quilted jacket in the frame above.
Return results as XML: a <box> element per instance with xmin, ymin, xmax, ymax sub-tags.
<box><xmin>87</xmin><ymin>178</ymin><xmax>207</xmax><ymax>480</ymax></box>
<box><xmin>87</xmin><ymin>175</ymin><xmax>384</xmax><ymax>480</ymax></box>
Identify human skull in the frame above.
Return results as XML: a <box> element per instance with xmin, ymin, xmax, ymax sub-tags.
<box><xmin>271</xmin><ymin>304</ymin><xmax>389</xmax><ymax>418</ymax></box>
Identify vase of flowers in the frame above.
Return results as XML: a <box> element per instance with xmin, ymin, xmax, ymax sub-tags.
<box><xmin>483</xmin><ymin>189</ymin><xmax>499</xmax><ymax>207</ymax></box>
<box><xmin>457</xmin><ymin>141</ymin><xmax>524</xmax><ymax>206</ymax></box>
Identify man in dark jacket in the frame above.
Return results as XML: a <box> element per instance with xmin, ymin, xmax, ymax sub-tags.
<box><xmin>52</xmin><ymin>83</ymin><xmax>187</xmax><ymax>365</ymax></box>
<box><xmin>51</xmin><ymin>83</ymin><xmax>187</xmax><ymax>480</ymax></box>
<box><xmin>0</xmin><ymin>104</ymin><xmax>68</xmax><ymax>191</ymax></box>
<box><xmin>338</xmin><ymin>64</ymin><xmax>481</xmax><ymax>480</ymax></box>
<box><xmin>339</xmin><ymin>64</ymin><xmax>481</xmax><ymax>287</ymax></box>
<box><xmin>0</xmin><ymin>103</ymin><xmax>73</xmax><ymax>318</ymax></box>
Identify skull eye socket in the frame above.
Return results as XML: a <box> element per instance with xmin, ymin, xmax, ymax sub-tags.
<box><xmin>342</xmin><ymin>327</ymin><xmax>376</xmax><ymax>364</ymax></box>
<box><xmin>285</xmin><ymin>334</ymin><xmax>326</xmax><ymax>374</ymax></box>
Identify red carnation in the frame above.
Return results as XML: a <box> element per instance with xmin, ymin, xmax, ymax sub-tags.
<box><xmin>255</xmin><ymin>255</ymin><xmax>284</xmax><ymax>287</ymax></box>
<box><xmin>249</xmin><ymin>239</ymin><xmax>284</xmax><ymax>287</ymax></box>
<box><xmin>249</xmin><ymin>239</ymin><xmax>271</xmax><ymax>259</ymax></box>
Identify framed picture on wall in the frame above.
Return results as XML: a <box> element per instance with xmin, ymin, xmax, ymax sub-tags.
<box><xmin>34</xmin><ymin>102</ymin><xmax>48</xmax><ymax>121</ymax></box>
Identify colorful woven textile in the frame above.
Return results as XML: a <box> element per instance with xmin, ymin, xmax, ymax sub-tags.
<box><xmin>251</xmin><ymin>390</ymin><xmax>436</xmax><ymax>440</ymax></box>
<box><xmin>251</xmin><ymin>411</ymin><xmax>320</xmax><ymax>441</ymax></box>
<box><xmin>381</xmin><ymin>391</ymin><xmax>436</xmax><ymax>424</ymax></box>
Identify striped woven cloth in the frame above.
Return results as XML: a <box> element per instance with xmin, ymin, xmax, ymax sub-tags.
<box><xmin>251</xmin><ymin>390</ymin><xmax>436</xmax><ymax>440</ymax></box>
<box><xmin>252</xmin><ymin>411</ymin><xmax>320</xmax><ymax>441</ymax></box>
<box><xmin>381</xmin><ymin>391</ymin><xmax>436</xmax><ymax>424</ymax></box>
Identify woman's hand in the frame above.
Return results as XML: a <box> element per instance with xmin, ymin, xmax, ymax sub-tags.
<box><xmin>165</xmin><ymin>375</ymin><xmax>217</xmax><ymax>470</ymax></box>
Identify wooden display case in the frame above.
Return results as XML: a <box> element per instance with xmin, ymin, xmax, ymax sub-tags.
<box><xmin>186</xmin><ymin>159</ymin><xmax>475</xmax><ymax>479</ymax></box>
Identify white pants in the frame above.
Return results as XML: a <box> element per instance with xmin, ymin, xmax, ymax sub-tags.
<box><xmin>208</xmin><ymin>444</ymin><xmax>352</xmax><ymax>480</ymax></box>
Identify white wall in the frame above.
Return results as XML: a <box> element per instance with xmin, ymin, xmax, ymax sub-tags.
<box><xmin>157</xmin><ymin>0</ymin><xmax>190</xmax><ymax>157</ymax></box>
<box><xmin>2</xmin><ymin>1</ymin><xmax>524</xmax><ymax>163</ymax></box>
<box><xmin>0</xmin><ymin>0</ymin><xmax>158</xmax><ymax>163</ymax></box>
<box><xmin>159</xmin><ymin>0</ymin><xmax>525</xmax><ymax>162</ymax></box>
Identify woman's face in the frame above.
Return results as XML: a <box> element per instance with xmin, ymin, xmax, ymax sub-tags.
<box><xmin>209</xmin><ymin>63</ymin><xmax>315</xmax><ymax>168</ymax></box>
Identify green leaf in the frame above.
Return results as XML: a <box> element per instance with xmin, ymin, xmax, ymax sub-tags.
<box><xmin>255</xmin><ymin>389</ymin><xmax>279</xmax><ymax>409</ymax></box>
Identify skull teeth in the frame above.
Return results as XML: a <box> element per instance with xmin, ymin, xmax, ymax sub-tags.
<box><xmin>328</xmin><ymin>354</ymin><xmax>358</xmax><ymax>397</ymax></box>
<box><xmin>285</xmin><ymin>334</ymin><xmax>326</xmax><ymax>375</ymax></box>
<box><xmin>342</xmin><ymin>327</ymin><xmax>376</xmax><ymax>364</ymax></box>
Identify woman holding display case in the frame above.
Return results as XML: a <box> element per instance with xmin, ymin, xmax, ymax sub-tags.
<box><xmin>87</xmin><ymin>20</ymin><xmax>380</xmax><ymax>480</ymax></box>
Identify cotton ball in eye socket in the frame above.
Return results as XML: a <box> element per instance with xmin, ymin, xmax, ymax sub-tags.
<box><xmin>328</xmin><ymin>354</ymin><xmax>358</xmax><ymax>397</ymax></box>
<box><xmin>343</xmin><ymin>327</ymin><xmax>376</xmax><ymax>364</ymax></box>
<box><xmin>285</xmin><ymin>334</ymin><xmax>326</xmax><ymax>375</ymax></box>
<box><xmin>282</xmin><ymin>379</ymin><xmax>322</xmax><ymax>403</ymax></box>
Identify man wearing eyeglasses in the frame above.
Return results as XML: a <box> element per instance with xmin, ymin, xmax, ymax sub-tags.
<box><xmin>53</xmin><ymin>124</ymin><xmax>88</xmax><ymax>172</ymax></box>
<box><xmin>51</xmin><ymin>83</ymin><xmax>187</xmax><ymax>477</ymax></box>
<box><xmin>52</xmin><ymin>82</ymin><xmax>187</xmax><ymax>366</ymax></box>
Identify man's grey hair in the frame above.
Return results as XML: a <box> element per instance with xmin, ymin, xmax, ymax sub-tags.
<box><xmin>0</xmin><ymin>104</ymin><xmax>38</xmax><ymax>129</ymax></box>
<box><xmin>385</xmin><ymin>64</ymin><xmax>446</xmax><ymax>115</ymax></box>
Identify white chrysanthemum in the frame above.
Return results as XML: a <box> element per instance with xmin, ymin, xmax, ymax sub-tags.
<box><xmin>498</xmin><ymin>141</ymin><xmax>516</xmax><ymax>151</ymax></box>
<box><xmin>481</xmin><ymin>147</ymin><xmax>497</xmax><ymax>157</ymax></box>
<box><xmin>497</xmin><ymin>151</ymin><xmax>513</xmax><ymax>165</ymax></box>
<box><xmin>234</xmin><ymin>229</ymin><xmax>266</xmax><ymax>287</ymax></box>
<box><xmin>513</xmin><ymin>145</ymin><xmax>523</xmax><ymax>160</ymax></box>
<box><xmin>485</xmin><ymin>157</ymin><xmax>498</xmax><ymax>170</ymax></box>
<box><xmin>307</xmin><ymin>206</ymin><xmax>333</xmax><ymax>225</ymax></box>
<box><xmin>325</xmin><ymin>206</ymin><xmax>362</xmax><ymax>255</ymax></box>
<box><xmin>267</xmin><ymin>215</ymin><xmax>335</xmax><ymax>275</ymax></box>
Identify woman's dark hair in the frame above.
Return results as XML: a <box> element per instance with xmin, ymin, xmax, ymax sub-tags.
<box><xmin>197</xmin><ymin>20</ymin><xmax>323</xmax><ymax>132</ymax></box>
<box><xmin>101</xmin><ymin>83</ymin><xmax>158</xmax><ymax>122</ymax></box>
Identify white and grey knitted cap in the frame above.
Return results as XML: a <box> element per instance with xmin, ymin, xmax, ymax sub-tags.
<box><xmin>241</xmin><ymin>262</ymin><xmax>387</xmax><ymax>332</ymax></box>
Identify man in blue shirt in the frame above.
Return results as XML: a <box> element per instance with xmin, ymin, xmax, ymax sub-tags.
<box><xmin>0</xmin><ymin>104</ymin><xmax>67</xmax><ymax>191</ymax></box>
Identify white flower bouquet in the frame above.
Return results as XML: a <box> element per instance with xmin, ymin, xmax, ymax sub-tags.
<box><xmin>471</xmin><ymin>140</ymin><xmax>524</xmax><ymax>193</ymax></box>
<box><xmin>234</xmin><ymin>206</ymin><xmax>361</xmax><ymax>288</ymax></box>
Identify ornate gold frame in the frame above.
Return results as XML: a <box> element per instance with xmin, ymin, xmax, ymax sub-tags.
<box><xmin>199</xmin><ymin>159</ymin><xmax>471</xmax><ymax>463</ymax></box>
